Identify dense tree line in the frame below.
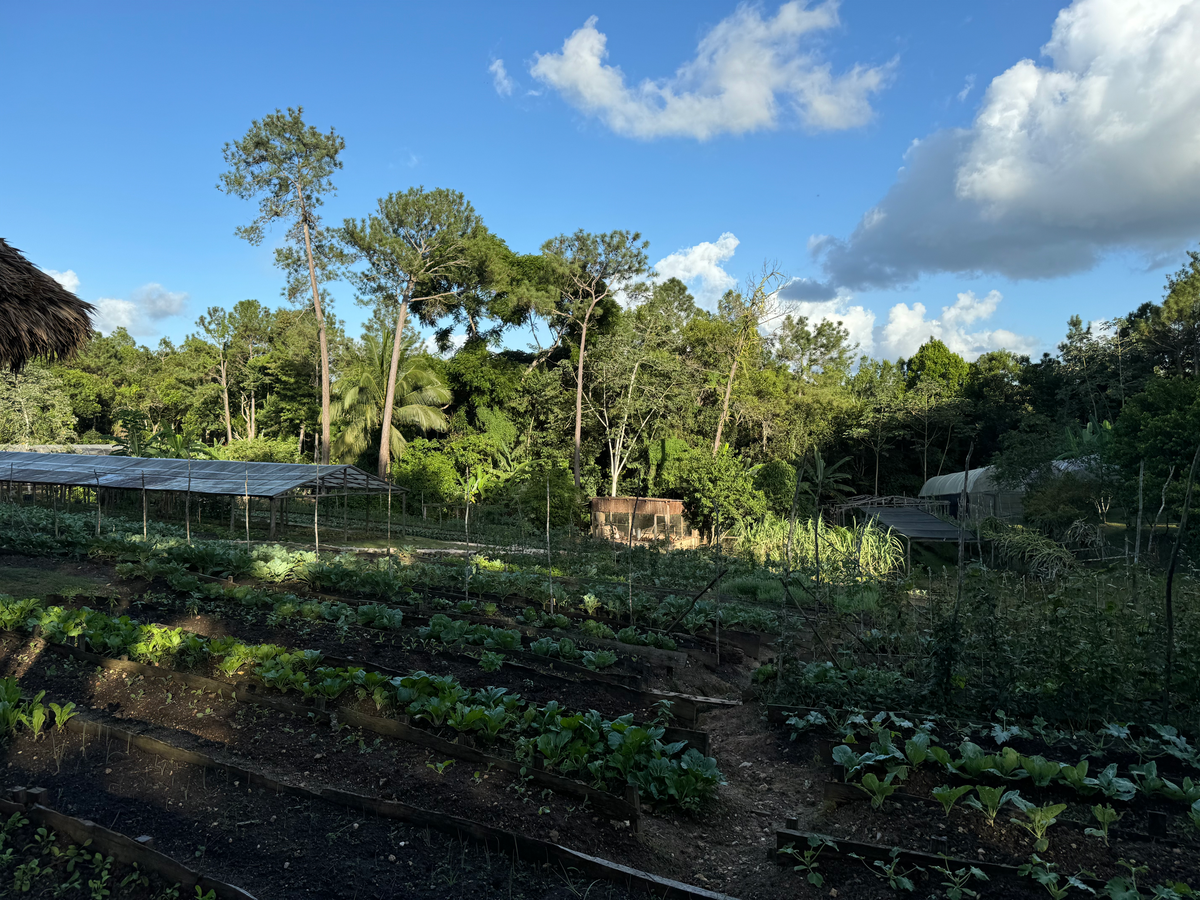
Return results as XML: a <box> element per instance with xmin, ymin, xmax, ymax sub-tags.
<box><xmin>7</xmin><ymin>108</ymin><xmax>1200</xmax><ymax>543</ymax></box>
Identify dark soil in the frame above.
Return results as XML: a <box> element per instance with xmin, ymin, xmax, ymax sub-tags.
<box><xmin>1</xmin><ymin>727</ymin><xmax>642</xmax><ymax>900</ymax></box>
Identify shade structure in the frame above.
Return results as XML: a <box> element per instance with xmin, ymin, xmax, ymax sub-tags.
<box><xmin>865</xmin><ymin>507</ymin><xmax>974</xmax><ymax>542</ymax></box>
<box><xmin>0</xmin><ymin>238</ymin><xmax>96</xmax><ymax>370</ymax></box>
<box><xmin>0</xmin><ymin>452</ymin><xmax>399</xmax><ymax>499</ymax></box>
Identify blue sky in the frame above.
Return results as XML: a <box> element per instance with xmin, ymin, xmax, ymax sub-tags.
<box><xmin>5</xmin><ymin>0</ymin><xmax>1199</xmax><ymax>362</ymax></box>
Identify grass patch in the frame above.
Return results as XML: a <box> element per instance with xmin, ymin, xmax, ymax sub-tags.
<box><xmin>0</xmin><ymin>564</ymin><xmax>113</xmax><ymax>599</ymax></box>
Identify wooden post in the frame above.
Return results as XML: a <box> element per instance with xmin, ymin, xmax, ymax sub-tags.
<box><xmin>342</xmin><ymin>469</ymin><xmax>349</xmax><ymax>543</ymax></box>
<box><xmin>52</xmin><ymin>481</ymin><xmax>59</xmax><ymax>539</ymax></box>
<box><xmin>185</xmin><ymin>459</ymin><xmax>192</xmax><ymax>546</ymax></box>
<box><xmin>269</xmin><ymin>497</ymin><xmax>277</xmax><ymax>541</ymax></box>
<box><xmin>313</xmin><ymin>465</ymin><xmax>320</xmax><ymax>554</ymax></box>
<box><xmin>401</xmin><ymin>491</ymin><xmax>406</xmax><ymax>541</ymax></box>
<box><xmin>546</xmin><ymin>476</ymin><xmax>553</xmax><ymax>616</ymax></box>
<box><xmin>1135</xmin><ymin>459</ymin><xmax>1145</xmax><ymax>565</ymax></box>
<box><xmin>386</xmin><ymin>485</ymin><xmax>392</xmax><ymax>568</ymax></box>
<box><xmin>244</xmin><ymin>464</ymin><xmax>250</xmax><ymax>549</ymax></box>
<box><xmin>715</xmin><ymin>501</ymin><xmax>721</xmax><ymax>667</ymax></box>
<box><xmin>141</xmin><ymin>472</ymin><xmax>147</xmax><ymax>538</ymax></box>
<box><xmin>94</xmin><ymin>469</ymin><xmax>102</xmax><ymax>536</ymax></box>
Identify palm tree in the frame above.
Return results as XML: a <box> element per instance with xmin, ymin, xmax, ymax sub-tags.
<box><xmin>331</xmin><ymin>328</ymin><xmax>450</xmax><ymax>468</ymax></box>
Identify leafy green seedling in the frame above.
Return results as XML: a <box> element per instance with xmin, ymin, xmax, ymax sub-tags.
<box><xmin>1084</xmin><ymin>804</ymin><xmax>1122</xmax><ymax>846</ymax></box>
<box><xmin>1058</xmin><ymin>759</ymin><xmax>1100</xmax><ymax>796</ymax></box>
<box><xmin>1189</xmin><ymin>799</ymin><xmax>1200</xmax><ymax>835</ymax></box>
<box><xmin>1095</xmin><ymin>764</ymin><xmax>1137</xmax><ymax>802</ymax></box>
<box><xmin>1011</xmin><ymin>798</ymin><xmax>1067</xmax><ymax>852</ymax></box>
<box><xmin>778</xmin><ymin>836</ymin><xmax>835</xmax><ymax>887</ymax></box>
<box><xmin>1017</xmin><ymin>855</ymin><xmax>1094</xmax><ymax>900</ymax></box>
<box><xmin>931</xmin><ymin>784</ymin><xmax>973</xmax><ymax>817</ymax></box>
<box><xmin>426</xmin><ymin>759</ymin><xmax>455</xmax><ymax>776</ymax></box>
<box><xmin>850</xmin><ymin>846</ymin><xmax>922</xmax><ymax>893</ymax></box>
<box><xmin>1020</xmin><ymin>755</ymin><xmax>1063</xmax><ymax>787</ymax></box>
<box><xmin>932</xmin><ymin>856</ymin><xmax>989</xmax><ymax>900</ymax></box>
<box><xmin>904</xmin><ymin>733</ymin><xmax>931</xmax><ymax>767</ymax></box>
<box><xmin>964</xmin><ymin>785</ymin><xmax>1022</xmax><ymax>827</ymax></box>
<box><xmin>855</xmin><ymin>772</ymin><xmax>900</xmax><ymax>809</ymax></box>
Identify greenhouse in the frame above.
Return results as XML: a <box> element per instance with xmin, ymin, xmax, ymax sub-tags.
<box><xmin>0</xmin><ymin>451</ymin><xmax>400</xmax><ymax>542</ymax></box>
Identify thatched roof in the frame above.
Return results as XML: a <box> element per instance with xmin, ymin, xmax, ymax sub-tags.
<box><xmin>0</xmin><ymin>238</ymin><xmax>95</xmax><ymax>370</ymax></box>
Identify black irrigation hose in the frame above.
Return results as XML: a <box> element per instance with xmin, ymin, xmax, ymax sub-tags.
<box><xmin>52</xmin><ymin>715</ymin><xmax>735</xmax><ymax>900</ymax></box>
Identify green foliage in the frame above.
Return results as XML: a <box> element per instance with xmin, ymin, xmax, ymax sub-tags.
<box><xmin>662</xmin><ymin>444</ymin><xmax>767</xmax><ymax>538</ymax></box>
<box><xmin>905</xmin><ymin>338</ymin><xmax>968</xmax><ymax>392</ymax></box>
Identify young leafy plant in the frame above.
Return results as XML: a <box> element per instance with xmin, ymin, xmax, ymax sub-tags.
<box><xmin>931</xmin><ymin>784</ymin><xmax>973</xmax><ymax>817</ymax></box>
<box><xmin>778</xmin><ymin>835</ymin><xmax>835</xmax><ymax>887</ymax></box>
<box><xmin>932</xmin><ymin>857</ymin><xmax>989</xmax><ymax>900</ymax></box>
<box><xmin>964</xmin><ymin>786</ymin><xmax>1022</xmax><ymax>827</ymax></box>
<box><xmin>1084</xmin><ymin>803</ymin><xmax>1122</xmax><ymax>846</ymax></box>
<box><xmin>855</xmin><ymin>772</ymin><xmax>900</xmax><ymax>809</ymax></box>
<box><xmin>1010</xmin><ymin>799</ymin><xmax>1068</xmax><ymax>852</ymax></box>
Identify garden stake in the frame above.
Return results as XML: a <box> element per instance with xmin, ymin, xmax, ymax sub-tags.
<box><xmin>546</xmin><ymin>476</ymin><xmax>553</xmax><ymax>617</ymax></box>
<box><xmin>386</xmin><ymin>485</ymin><xmax>392</xmax><ymax>570</ymax></box>
<box><xmin>244</xmin><ymin>464</ymin><xmax>250</xmax><ymax>548</ymax></box>
<box><xmin>142</xmin><ymin>471</ymin><xmax>147</xmax><ymax>538</ymax></box>
<box><xmin>1164</xmin><ymin>441</ymin><xmax>1200</xmax><ymax>721</ymax></box>
<box><xmin>185</xmin><ymin>458</ymin><xmax>192</xmax><ymax>545</ymax></box>
<box><xmin>313</xmin><ymin>465</ymin><xmax>320</xmax><ymax>553</ymax></box>
<box><xmin>627</xmin><ymin>496</ymin><xmax>640</xmax><ymax>623</ymax></box>
<box><xmin>94</xmin><ymin>469</ymin><xmax>101</xmax><ymax>536</ymax></box>
<box><xmin>715</xmin><ymin>501</ymin><xmax>721</xmax><ymax>667</ymax></box>
<box><xmin>1135</xmin><ymin>459</ymin><xmax>1144</xmax><ymax>564</ymax></box>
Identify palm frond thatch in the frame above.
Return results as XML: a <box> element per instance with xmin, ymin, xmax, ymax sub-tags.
<box><xmin>0</xmin><ymin>238</ymin><xmax>95</xmax><ymax>371</ymax></box>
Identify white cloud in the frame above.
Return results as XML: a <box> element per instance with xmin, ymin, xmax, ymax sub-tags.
<box><xmin>91</xmin><ymin>283</ymin><xmax>189</xmax><ymax>335</ymax></box>
<box><xmin>879</xmin><ymin>290</ymin><xmax>1039</xmax><ymax>360</ymax></box>
<box><xmin>530</xmin><ymin>3</ymin><xmax>893</xmax><ymax>140</ymax></box>
<box><xmin>956</xmin><ymin>74</ymin><xmax>975</xmax><ymax>102</ymax></box>
<box><xmin>45</xmin><ymin>269</ymin><xmax>80</xmax><ymax>293</ymax></box>
<box><xmin>489</xmin><ymin>59</ymin><xmax>515</xmax><ymax>97</ymax></box>
<box><xmin>654</xmin><ymin>232</ymin><xmax>740</xmax><ymax>308</ymax></box>
<box><xmin>815</xmin><ymin>0</ymin><xmax>1200</xmax><ymax>289</ymax></box>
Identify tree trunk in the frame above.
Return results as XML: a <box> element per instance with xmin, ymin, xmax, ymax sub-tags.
<box><xmin>713</xmin><ymin>357</ymin><xmax>739</xmax><ymax>454</ymax></box>
<box><xmin>377</xmin><ymin>298</ymin><xmax>410</xmax><ymax>480</ymax></box>
<box><xmin>220</xmin><ymin>357</ymin><xmax>233</xmax><ymax>444</ymax></box>
<box><xmin>297</xmin><ymin>184</ymin><xmax>331</xmax><ymax>465</ymax></box>
<box><xmin>572</xmin><ymin>298</ymin><xmax>600</xmax><ymax>490</ymax></box>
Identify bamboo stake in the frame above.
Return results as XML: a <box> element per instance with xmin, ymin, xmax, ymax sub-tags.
<box><xmin>627</xmin><ymin>497</ymin><xmax>640</xmax><ymax>623</ymax></box>
<box><xmin>1164</xmin><ymin>442</ymin><xmax>1200</xmax><ymax>721</ymax></box>
<box><xmin>142</xmin><ymin>472</ymin><xmax>147</xmax><ymax>539</ymax></box>
<box><xmin>313</xmin><ymin>465</ymin><xmax>320</xmax><ymax>554</ymax></box>
<box><xmin>94</xmin><ymin>470</ymin><xmax>101</xmax><ymax>537</ymax></box>
<box><xmin>244</xmin><ymin>464</ymin><xmax>250</xmax><ymax>548</ymax></box>
<box><xmin>546</xmin><ymin>477</ymin><xmax>553</xmax><ymax>616</ymax></box>
<box><xmin>185</xmin><ymin>458</ymin><xmax>192</xmax><ymax>546</ymax></box>
<box><xmin>1134</xmin><ymin>459</ymin><xmax>1144</xmax><ymax>565</ymax></box>
<box><xmin>715</xmin><ymin>501</ymin><xmax>721</xmax><ymax>667</ymax></box>
<box><xmin>386</xmin><ymin>485</ymin><xmax>392</xmax><ymax>570</ymax></box>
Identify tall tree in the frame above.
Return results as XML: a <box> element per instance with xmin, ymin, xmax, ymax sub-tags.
<box><xmin>584</xmin><ymin>297</ymin><xmax>682</xmax><ymax>496</ymax></box>
<box><xmin>195</xmin><ymin>307</ymin><xmax>234</xmax><ymax>444</ymax></box>
<box><xmin>712</xmin><ymin>264</ymin><xmax>786</xmax><ymax>454</ymax></box>
<box><xmin>218</xmin><ymin>106</ymin><xmax>345</xmax><ymax>463</ymax></box>
<box><xmin>341</xmin><ymin>187</ymin><xmax>482</xmax><ymax>478</ymax></box>
<box><xmin>541</xmin><ymin>230</ymin><xmax>650</xmax><ymax>489</ymax></box>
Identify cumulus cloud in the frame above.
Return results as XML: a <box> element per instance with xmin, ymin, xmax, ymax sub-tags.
<box><xmin>489</xmin><ymin>59</ymin><xmax>515</xmax><ymax>97</ymax></box>
<box><xmin>530</xmin><ymin>2</ymin><xmax>893</xmax><ymax>140</ymax></box>
<box><xmin>878</xmin><ymin>290</ymin><xmax>1039</xmax><ymax>360</ymax></box>
<box><xmin>92</xmin><ymin>282</ymin><xmax>189</xmax><ymax>335</ymax></box>
<box><xmin>653</xmin><ymin>232</ymin><xmax>740</xmax><ymax>307</ymax></box>
<box><xmin>45</xmin><ymin>269</ymin><xmax>80</xmax><ymax>293</ymax></box>
<box><xmin>814</xmin><ymin>0</ymin><xmax>1200</xmax><ymax>289</ymax></box>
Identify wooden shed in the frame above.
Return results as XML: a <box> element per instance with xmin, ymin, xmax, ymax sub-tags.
<box><xmin>590</xmin><ymin>496</ymin><xmax>698</xmax><ymax>548</ymax></box>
